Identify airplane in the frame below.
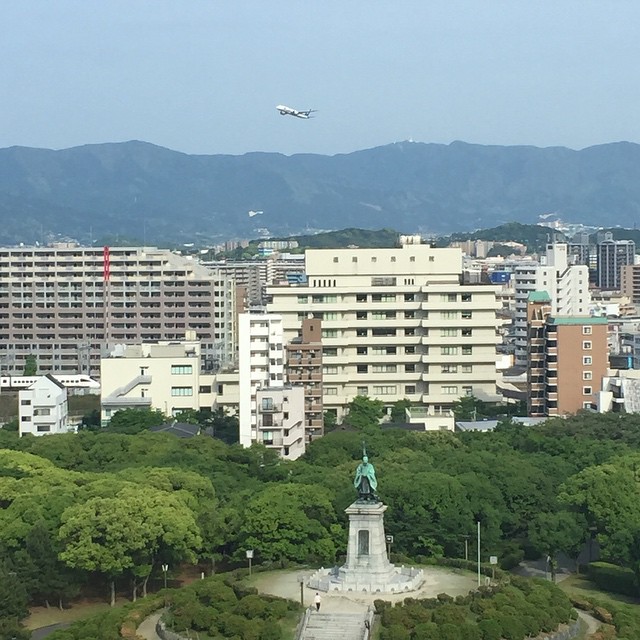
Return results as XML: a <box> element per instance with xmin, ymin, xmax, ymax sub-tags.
<box><xmin>276</xmin><ymin>104</ymin><xmax>317</xmax><ymax>119</ymax></box>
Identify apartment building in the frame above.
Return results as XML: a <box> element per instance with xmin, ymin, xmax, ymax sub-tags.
<box><xmin>0</xmin><ymin>245</ymin><xmax>236</xmax><ymax>377</ymax></box>
<box><xmin>255</xmin><ymin>385</ymin><xmax>306</xmax><ymax>459</ymax></box>
<box><xmin>620</xmin><ymin>264</ymin><xmax>640</xmax><ymax>306</ymax></box>
<box><xmin>19</xmin><ymin>374</ymin><xmax>69</xmax><ymax>436</ymax></box>
<box><xmin>513</xmin><ymin>244</ymin><xmax>590</xmax><ymax>365</ymax></box>
<box><xmin>267</xmin><ymin>242</ymin><xmax>500</xmax><ymax>421</ymax></box>
<box><xmin>527</xmin><ymin>292</ymin><xmax>608</xmax><ymax>416</ymax></box>
<box><xmin>285</xmin><ymin>317</ymin><xmax>323</xmax><ymax>441</ymax></box>
<box><xmin>597</xmin><ymin>234</ymin><xmax>635</xmax><ymax>290</ymax></box>
<box><xmin>100</xmin><ymin>337</ymin><xmax>215</xmax><ymax>424</ymax></box>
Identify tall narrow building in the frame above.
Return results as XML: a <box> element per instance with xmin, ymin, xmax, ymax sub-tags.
<box><xmin>596</xmin><ymin>233</ymin><xmax>635</xmax><ymax>290</ymax></box>
<box><xmin>527</xmin><ymin>292</ymin><xmax>608</xmax><ymax>416</ymax></box>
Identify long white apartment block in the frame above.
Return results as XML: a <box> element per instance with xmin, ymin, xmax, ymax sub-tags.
<box><xmin>513</xmin><ymin>244</ymin><xmax>590</xmax><ymax>365</ymax></box>
<box><xmin>100</xmin><ymin>336</ymin><xmax>215</xmax><ymax>424</ymax></box>
<box><xmin>267</xmin><ymin>242</ymin><xmax>500</xmax><ymax>420</ymax></box>
<box><xmin>0</xmin><ymin>245</ymin><xmax>237</xmax><ymax>377</ymax></box>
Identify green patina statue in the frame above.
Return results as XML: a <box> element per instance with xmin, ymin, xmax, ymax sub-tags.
<box><xmin>354</xmin><ymin>444</ymin><xmax>379</xmax><ymax>502</ymax></box>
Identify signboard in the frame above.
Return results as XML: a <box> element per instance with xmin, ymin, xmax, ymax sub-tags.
<box><xmin>489</xmin><ymin>556</ymin><xmax>498</xmax><ymax>565</ymax></box>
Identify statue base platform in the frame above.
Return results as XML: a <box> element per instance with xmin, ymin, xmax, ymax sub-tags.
<box><xmin>308</xmin><ymin>500</ymin><xmax>424</xmax><ymax>594</ymax></box>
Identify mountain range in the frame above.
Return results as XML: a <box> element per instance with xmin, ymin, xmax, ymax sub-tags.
<box><xmin>1</xmin><ymin>140</ymin><xmax>640</xmax><ymax>244</ymax></box>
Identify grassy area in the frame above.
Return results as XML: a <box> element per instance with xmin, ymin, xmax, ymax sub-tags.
<box><xmin>24</xmin><ymin>598</ymin><xmax>129</xmax><ymax>630</ymax></box>
<box><xmin>559</xmin><ymin>573</ymin><xmax>638</xmax><ymax>607</ymax></box>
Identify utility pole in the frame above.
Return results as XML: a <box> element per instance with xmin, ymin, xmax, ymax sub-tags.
<box><xmin>477</xmin><ymin>521</ymin><xmax>481</xmax><ymax>587</ymax></box>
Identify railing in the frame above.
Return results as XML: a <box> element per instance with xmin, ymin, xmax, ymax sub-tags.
<box><xmin>294</xmin><ymin>605</ymin><xmax>312</xmax><ymax>640</ymax></box>
<box><xmin>361</xmin><ymin>605</ymin><xmax>374</xmax><ymax>640</ymax></box>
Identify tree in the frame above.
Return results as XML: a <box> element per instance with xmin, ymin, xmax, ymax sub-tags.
<box><xmin>240</xmin><ymin>484</ymin><xmax>342</xmax><ymax>565</ymax></box>
<box><xmin>390</xmin><ymin>399</ymin><xmax>411</xmax><ymax>423</ymax></box>
<box><xmin>173</xmin><ymin>408</ymin><xmax>239</xmax><ymax>444</ymax></box>
<box><xmin>106</xmin><ymin>408</ymin><xmax>168</xmax><ymax>434</ymax></box>
<box><xmin>0</xmin><ymin>561</ymin><xmax>29</xmax><ymax>621</ymax></box>
<box><xmin>59</xmin><ymin>487</ymin><xmax>202</xmax><ymax>605</ymax></box>
<box><xmin>23</xmin><ymin>354</ymin><xmax>37</xmax><ymax>376</ymax></box>
<box><xmin>345</xmin><ymin>396</ymin><xmax>384</xmax><ymax>429</ymax></box>
<box><xmin>528</xmin><ymin>511</ymin><xmax>588</xmax><ymax>579</ymax></box>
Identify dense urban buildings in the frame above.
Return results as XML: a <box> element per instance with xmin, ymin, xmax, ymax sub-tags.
<box><xmin>18</xmin><ymin>374</ymin><xmax>69</xmax><ymax>436</ymax></box>
<box><xmin>267</xmin><ymin>238</ymin><xmax>500</xmax><ymax>421</ymax></box>
<box><xmin>596</xmin><ymin>233</ymin><xmax>635</xmax><ymax>290</ymax></box>
<box><xmin>513</xmin><ymin>244</ymin><xmax>590</xmax><ymax>365</ymax></box>
<box><xmin>0</xmin><ymin>245</ymin><xmax>237</xmax><ymax>377</ymax></box>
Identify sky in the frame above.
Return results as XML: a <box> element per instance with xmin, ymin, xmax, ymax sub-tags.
<box><xmin>2</xmin><ymin>1</ymin><xmax>640</xmax><ymax>156</ymax></box>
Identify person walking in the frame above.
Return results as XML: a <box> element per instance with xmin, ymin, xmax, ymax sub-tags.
<box><xmin>314</xmin><ymin>592</ymin><xmax>321</xmax><ymax>612</ymax></box>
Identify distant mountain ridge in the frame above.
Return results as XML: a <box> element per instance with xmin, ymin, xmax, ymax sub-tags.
<box><xmin>1</xmin><ymin>140</ymin><xmax>640</xmax><ymax>244</ymax></box>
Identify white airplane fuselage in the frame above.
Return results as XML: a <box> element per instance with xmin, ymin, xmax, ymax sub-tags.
<box><xmin>276</xmin><ymin>104</ymin><xmax>313</xmax><ymax>119</ymax></box>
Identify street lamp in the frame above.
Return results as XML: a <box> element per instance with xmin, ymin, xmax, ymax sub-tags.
<box><xmin>297</xmin><ymin>573</ymin><xmax>305</xmax><ymax>606</ymax></box>
<box><xmin>385</xmin><ymin>534</ymin><xmax>394</xmax><ymax>559</ymax></box>
<box><xmin>246</xmin><ymin>549</ymin><xmax>254</xmax><ymax>576</ymax></box>
<box><xmin>477</xmin><ymin>521</ymin><xmax>481</xmax><ymax>587</ymax></box>
<box><xmin>462</xmin><ymin>534</ymin><xmax>471</xmax><ymax>561</ymax></box>
<box><xmin>161</xmin><ymin>564</ymin><xmax>169</xmax><ymax>590</ymax></box>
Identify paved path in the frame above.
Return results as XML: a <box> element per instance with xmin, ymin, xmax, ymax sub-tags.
<box><xmin>30</xmin><ymin>623</ymin><xmax>70</xmax><ymax>639</ymax></box>
<box><xmin>136</xmin><ymin>610</ymin><xmax>164</xmax><ymax>640</ymax></box>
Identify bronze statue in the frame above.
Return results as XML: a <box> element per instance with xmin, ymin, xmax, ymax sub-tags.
<box><xmin>354</xmin><ymin>444</ymin><xmax>379</xmax><ymax>502</ymax></box>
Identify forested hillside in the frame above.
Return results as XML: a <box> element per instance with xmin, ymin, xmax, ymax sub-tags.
<box><xmin>3</xmin><ymin>140</ymin><xmax>640</xmax><ymax>243</ymax></box>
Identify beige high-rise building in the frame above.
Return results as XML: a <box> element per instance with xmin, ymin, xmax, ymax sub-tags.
<box><xmin>267</xmin><ymin>242</ymin><xmax>500</xmax><ymax>421</ymax></box>
<box><xmin>0</xmin><ymin>245</ymin><xmax>236</xmax><ymax>377</ymax></box>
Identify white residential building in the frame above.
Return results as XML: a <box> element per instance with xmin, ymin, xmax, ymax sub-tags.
<box><xmin>513</xmin><ymin>244</ymin><xmax>590</xmax><ymax>365</ymax></box>
<box><xmin>255</xmin><ymin>385</ymin><xmax>306</xmax><ymax>459</ymax></box>
<box><xmin>238</xmin><ymin>312</ymin><xmax>289</xmax><ymax>448</ymax></box>
<box><xmin>100</xmin><ymin>336</ymin><xmax>214</xmax><ymax>424</ymax></box>
<box><xmin>19</xmin><ymin>374</ymin><xmax>69</xmax><ymax>436</ymax></box>
<box><xmin>267</xmin><ymin>242</ymin><xmax>501</xmax><ymax>421</ymax></box>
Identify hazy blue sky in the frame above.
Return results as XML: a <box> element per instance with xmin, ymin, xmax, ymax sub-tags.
<box><xmin>2</xmin><ymin>1</ymin><xmax>640</xmax><ymax>155</ymax></box>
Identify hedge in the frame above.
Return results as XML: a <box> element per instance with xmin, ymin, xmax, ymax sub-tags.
<box><xmin>587</xmin><ymin>561</ymin><xmax>638</xmax><ymax>598</ymax></box>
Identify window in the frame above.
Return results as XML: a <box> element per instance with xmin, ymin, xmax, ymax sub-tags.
<box><xmin>441</xmin><ymin>311</ymin><xmax>457</xmax><ymax>320</ymax></box>
<box><xmin>20</xmin><ymin>399</ymin><xmax>31</xmax><ymax>405</ymax></box>
<box><xmin>36</xmin><ymin>425</ymin><xmax>51</xmax><ymax>432</ymax></box>
<box><xmin>262</xmin><ymin>413</ymin><xmax>273</xmax><ymax>427</ymax></box>
<box><xmin>461</xmin><ymin>328</ymin><xmax>473</xmax><ymax>337</ymax></box>
<box><xmin>442</xmin><ymin>294</ymin><xmax>457</xmax><ymax>302</ymax></box>
<box><xmin>322</xmin><ymin>365</ymin><xmax>338</xmax><ymax>374</ymax></box>
<box><xmin>357</xmin><ymin>346</ymin><xmax>368</xmax><ymax>355</ymax></box>
<box><xmin>356</xmin><ymin>294</ymin><xmax>367</xmax><ymax>303</ymax></box>
<box><xmin>357</xmin><ymin>364</ymin><xmax>368</xmax><ymax>373</ymax></box>
<box><xmin>462</xmin><ymin>385</ymin><xmax>473</xmax><ymax>396</ymax></box>
<box><xmin>583</xmin><ymin>326</ymin><xmax>592</xmax><ymax>335</ymax></box>
<box><xmin>356</xmin><ymin>328</ymin><xmax>368</xmax><ymax>337</ymax></box>
<box><xmin>323</xmin><ymin>347</ymin><xmax>338</xmax><ymax>356</ymax></box>
<box><xmin>461</xmin><ymin>311</ymin><xmax>473</xmax><ymax>319</ymax></box>
<box><xmin>33</xmin><ymin>408</ymin><xmax>51</xmax><ymax>416</ymax></box>
<box><xmin>297</xmin><ymin>295</ymin><xmax>308</xmax><ymax>304</ymax></box>
<box><xmin>402</xmin><ymin>364</ymin><xmax>414</xmax><ymax>373</ymax></box>
<box><xmin>462</xmin><ymin>346</ymin><xmax>473</xmax><ymax>355</ymax></box>
<box><xmin>356</xmin><ymin>311</ymin><xmax>367</xmax><ymax>320</ymax></box>
<box><xmin>371</xmin><ymin>277</ymin><xmax>397</xmax><ymax>287</ymax></box>
<box><xmin>352</xmin><ymin>256</ymin><xmax>358</xmax><ymax>262</ymax></box>
<box><xmin>372</xmin><ymin>293</ymin><xmax>396</xmax><ymax>302</ymax></box>
<box><xmin>322</xmin><ymin>329</ymin><xmax>338</xmax><ymax>338</ymax></box>
<box><xmin>325</xmin><ymin>295</ymin><xmax>337</xmax><ymax>303</ymax></box>
<box><xmin>324</xmin><ymin>387</ymin><xmax>338</xmax><ymax>396</ymax></box>
<box><xmin>199</xmin><ymin>385</ymin><xmax>212</xmax><ymax>393</ymax></box>
<box><xmin>583</xmin><ymin>371</ymin><xmax>593</xmax><ymax>380</ymax></box>
<box><xmin>171</xmin><ymin>364</ymin><xmax>193</xmax><ymax>375</ymax></box>
<box><xmin>583</xmin><ymin>356</ymin><xmax>592</xmax><ymax>365</ymax></box>
<box><xmin>442</xmin><ymin>385</ymin><xmax>459</xmax><ymax>395</ymax></box>
<box><xmin>441</xmin><ymin>346</ymin><xmax>458</xmax><ymax>355</ymax></box>
<box><xmin>462</xmin><ymin>364</ymin><xmax>473</xmax><ymax>373</ymax></box>
<box><xmin>583</xmin><ymin>386</ymin><xmax>593</xmax><ymax>395</ymax></box>
<box><xmin>262</xmin><ymin>431</ymin><xmax>274</xmax><ymax>444</ymax></box>
<box><xmin>405</xmin><ymin>346</ymin><xmax>416</xmax><ymax>354</ymax></box>
<box><xmin>372</xmin><ymin>385</ymin><xmax>397</xmax><ymax>395</ymax></box>
<box><xmin>371</xmin><ymin>256</ymin><xmax>377</xmax><ymax>262</ymax></box>
<box><xmin>582</xmin><ymin>341</ymin><xmax>592</xmax><ymax>350</ymax></box>
<box><xmin>583</xmin><ymin>402</ymin><xmax>592</xmax><ymax>409</ymax></box>
<box><xmin>324</xmin><ymin>312</ymin><xmax>338</xmax><ymax>320</ymax></box>
<box><xmin>405</xmin><ymin>385</ymin><xmax>416</xmax><ymax>394</ymax></box>
<box><xmin>372</xmin><ymin>311</ymin><xmax>396</xmax><ymax>320</ymax></box>
<box><xmin>372</xmin><ymin>327</ymin><xmax>396</xmax><ymax>337</ymax></box>
<box><xmin>372</xmin><ymin>364</ymin><xmax>397</xmax><ymax>373</ymax></box>
<box><xmin>404</xmin><ymin>328</ymin><xmax>415</xmax><ymax>336</ymax></box>
<box><xmin>357</xmin><ymin>386</ymin><xmax>368</xmax><ymax>395</ymax></box>
<box><xmin>171</xmin><ymin>387</ymin><xmax>193</xmax><ymax>396</ymax></box>
<box><xmin>441</xmin><ymin>328</ymin><xmax>457</xmax><ymax>337</ymax></box>
<box><xmin>261</xmin><ymin>398</ymin><xmax>274</xmax><ymax>410</ymax></box>
<box><xmin>441</xmin><ymin>365</ymin><xmax>458</xmax><ymax>373</ymax></box>
<box><xmin>333</xmin><ymin>256</ymin><xmax>339</xmax><ymax>263</ymax></box>
<box><xmin>461</xmin><ymin>293</ymin><xmax>472</xmax><ymax>302</ymax></box>
<box><xmin>372</xmin><ymin>346</ymin><xmax>396</xmax><ymax>355</ymax></box>
<box><xmin>404</xmin><ymin>311</ymin><xmax>415</xmax><ymax>319</ymax></box>
<box><xmin>404</xmin><ymin>293</ymin><xmax>415</xmax><ymax>302</ymax></box>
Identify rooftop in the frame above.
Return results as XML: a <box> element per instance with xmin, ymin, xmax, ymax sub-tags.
<box><xmin>527</xmin><ymin>291</ymin><xmax>551</xmax><ymax>302</ymax></box>
<box><xmin>548</xmin><ymin>316</ymin><xmax>609</xmax><ymax>325</ymax></box>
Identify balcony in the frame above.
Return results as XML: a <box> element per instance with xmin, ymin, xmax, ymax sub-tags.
<box><xmin>260</xmin><ymin>403</ymin><xmax>282</xmax><ymax>413</ymax></box>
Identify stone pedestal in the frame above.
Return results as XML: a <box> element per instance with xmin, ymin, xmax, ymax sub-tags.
<box><xmin>308</xmin><ymin>500</ymin><xmax>424</xmax><ymax>593</ymax></box>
